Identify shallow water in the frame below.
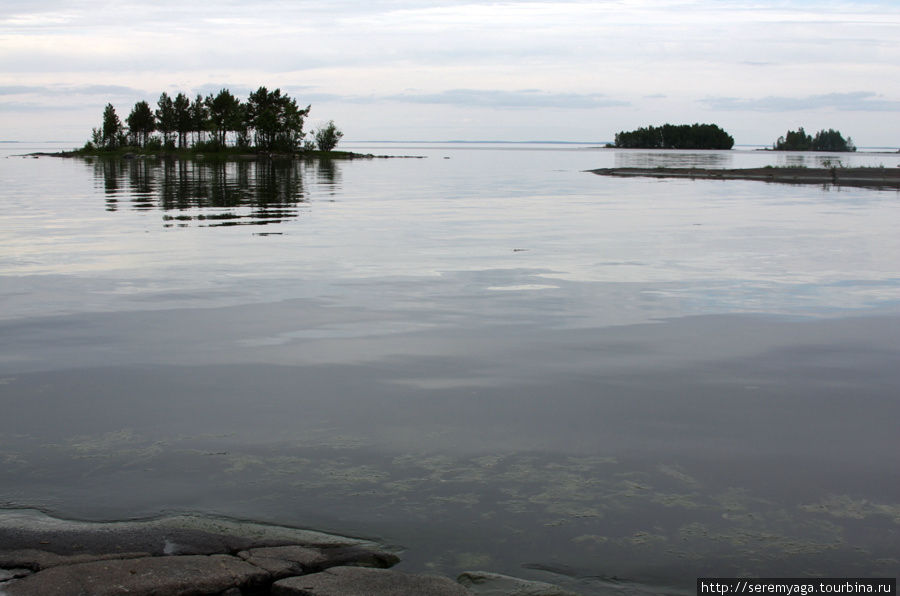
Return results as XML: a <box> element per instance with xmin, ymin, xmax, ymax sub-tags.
<box><xmin>1</xmin><ymin>143</ymin><xmax>898</xmax><ymax>593</ymax></box>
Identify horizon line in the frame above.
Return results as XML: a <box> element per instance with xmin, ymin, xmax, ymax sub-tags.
<box><xmin>3</xmin><ymin>139</ymin><xmax>899</xmax><ymax>151</ymax></box>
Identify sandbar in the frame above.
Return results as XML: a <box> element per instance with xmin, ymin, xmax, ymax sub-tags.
<box><xmin>589</xmin><ymin>166</ymin><xmax>900</xmax><ymax>189</ymax></box>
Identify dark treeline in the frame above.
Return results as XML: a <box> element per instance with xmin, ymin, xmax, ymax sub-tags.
<box><xmin>87</xmin><ymin>87</ymin><xmax>343</xmax><ymax>153</ymax></box>
<box><xmin>772</xmin><ymin>127</ymin><xmax>856</xmax><ymax>152</ymax></box>
<box><xmin>611</xmin><ymin>123</ymin><xmax>735</xmax><ymax>150</ymax></box>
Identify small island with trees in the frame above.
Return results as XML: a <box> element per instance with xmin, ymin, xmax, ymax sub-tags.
<box><xmin>607</xmin><ymin>123</ymin><xmax>735</xmax><ymax>150</ymax></box>
<box><xmin>71</xmin><ymin>86</ymin><xmax>352</xmax><ymax>158</ymax></box>
<box><xmin>770</xmin><ymin>127</ymin><xmax>856</xmax><ymax>152</ymax></box>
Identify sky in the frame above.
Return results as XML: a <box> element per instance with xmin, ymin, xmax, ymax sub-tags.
<box><xmin>1</xmin><ymin>0</ymin><xmax>898</xmax><ymax>147</ymax></box>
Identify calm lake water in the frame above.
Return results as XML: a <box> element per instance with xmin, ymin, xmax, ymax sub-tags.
<box><xmin>1</xmin><ymin>143</ymin><xmax>898</xmax><ymax>593</ymax></box>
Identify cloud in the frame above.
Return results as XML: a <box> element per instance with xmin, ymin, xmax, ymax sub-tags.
<box><xmin>2</xmin><ymin>1</ymin><xmax>898</xmax><ymax>144</ymax></box>
<box><xmin>699</xmin><ymin>92</ymin><xmax>900</xmax><ymax>112</ymax></box>
<box><xmin>0</xmin><ymin>86</ymin><xmax>39</xmax><ymax>95</ymax></box>
<box><xmin>0</xmin><ymin>84</ymin><xmax>142</xmax><ymax>97</ymax></box>
<box><xmin>0</xmin><ymin>85</ymin><xmax>629</xmax><ymax>113</ymax></box>
<box><xmin>382</xmin><ymin>89</ymin><xmax>629</xmax><ymax>109</ymax></box>
<box><xmin>75</xmin><ymin>85</ymin><xmax>144</xmax><ymax>96</ymax></box>
<box><xmin>0</xmin><ymin>101</ymin><xmax>85</xmax><ymax>112</ymax></box>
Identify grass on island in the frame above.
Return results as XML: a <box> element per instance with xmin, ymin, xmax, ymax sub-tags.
<box><xmin>49</xmin><ymin>144</ymin><xmax>378</xmax><ymax>161</ymax></box>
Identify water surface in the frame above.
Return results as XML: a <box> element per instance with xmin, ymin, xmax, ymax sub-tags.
<box><xmin>1</xmin><ymin>144</ymin><xmax>898</xmax><ymax>593</ymax></box>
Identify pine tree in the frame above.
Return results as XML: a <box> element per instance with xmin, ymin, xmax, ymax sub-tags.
<box><xmin>101</xmin><ymin>103</ymin><xmax>122</xmax><ymax>149</ymax></box>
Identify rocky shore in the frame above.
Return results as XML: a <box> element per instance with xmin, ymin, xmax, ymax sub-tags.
<box><xmin>588</xmin><ymin>166</ymin><xmax>900</xmax><ymax>189</ymax></box>
<box><xmin>0</xmin><ymin>510</ymin><xmax>581</xmax><ymax>596</ymax></box>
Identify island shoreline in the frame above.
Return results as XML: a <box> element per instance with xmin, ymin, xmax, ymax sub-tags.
<box><xmin>588</xmin><ymin>166</ymin><xmax>900</xmax><ymax>189</ymax></box>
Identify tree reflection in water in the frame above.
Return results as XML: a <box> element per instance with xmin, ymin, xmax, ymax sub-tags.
<box><xmin>92</xmin><ymin>157</ymin><xmax>318</xmax><ymax>226</ymax></box>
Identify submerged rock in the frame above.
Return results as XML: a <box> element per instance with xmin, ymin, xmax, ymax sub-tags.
<box><xmin>273</xmin><ymin>566</ymin><xmax>472</xmax><ymax>596</ymax></box>
<box><xmin>459</xmin><ymin>571</ymin><xmax>584</xmax><ymax>596</ymax></box>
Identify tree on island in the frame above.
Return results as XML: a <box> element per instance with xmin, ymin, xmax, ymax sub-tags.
<box><xmin>773</xmin><ymin>127</ymin><xmax>812</xmax><ymax>151</ymax></box>
<box><xmin>189</xmin><ymin>94</ymin><xmax>208</xmax><ymax>146</ymax></box>
<box><xmin>245</xmin><ymin>87</ymin><xmax>310</xmax><ymax>152</ymax></box>
<box><xmin>173</xmin><ymin>92</ymin><xmax>192</xmax><ymax>149</ymax></box>
<box><xmin>93</xmin><ymin>103</ymin><xmax>124</xmax><ymax>150</ymax></box>
<box><xmin>206</xmin><ymin>88</ymin><xmax>244</xmax><ymax>149</ymax></box>
<box><xmin>772</xmin><ymin>127</ymin><xmax>856</xmax><ymax>152</ymax></box>
<box><xmin>155</xmin><ymin>93</ymin><xmax>176</xmax><ymax>148</ymax></box>
<box><xmin>83</xmin><ymin>86</ymin><xmax>335</xmax><ymax>154</ymax></box>
<box><xmin>313</xmin><ymin>120</ymin><xmax>344</xmax><ymax>152</ymax></box>
<box><xmin>125</xmin><ymin>101</ymin><xmax>156</xmax><ymax>148</ymax></box>
<box><xmin>611</xmin><ymin>123</ymin><xmax>734</xmax><ymax>150</ymax></box>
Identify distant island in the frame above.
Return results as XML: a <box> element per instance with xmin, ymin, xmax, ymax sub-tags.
<box><xmin>74</xmin><ymin>86</ymin><xmax>344</xmax><ymax>156</ymax></box>
<box><xmin>607</xmin><ymin>123</ymin><xmax>735</xmax><ymax>150</ymax></box>
<box><xmin>770</xmin><ymin>127</ymin><xmax>856</xmax><ymax>152</ymax></box>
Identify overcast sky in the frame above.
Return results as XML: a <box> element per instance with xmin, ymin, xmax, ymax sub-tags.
<box><xmin>2</xmin><ymin>0</ymin><xmax>898</xmax><ymax>146</ymax></box>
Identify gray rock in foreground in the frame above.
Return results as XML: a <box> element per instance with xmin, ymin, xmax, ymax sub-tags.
<box><xmin>0</xmin><ymin>510</ymin><xmax>408</xmax><ymax>596</ymax></box>
<box><xmin>0</xmin><ymin>509</ymin><xmax>376</xmax><ymax>557</ymax></box>
<box><xmin>236</xmin><ymin>545</ymin><xmax>401</xmax><ymax>580</ymax></box>
<box><xmin>237</xmin><ymin>545</ymin><xmax>329</xmax><ymax>579</ymax></box>
<box><xmin>0</xmin><ymin>549</ymin><xmax>151</xmax><ymax>572</ymax></box>
<box><xmin>0</xmin><ymin>554</ymin><xmax>268</xmax><ymax>596</ymax></box>
<box><xmin>273</xmin><ymin>566</ymin><xmax>472</xmax><ymax>596</ymax></box>
<box><xmin>0</xmin><ymin>509</ymin><xmax>582</xmax><ymax>596</ymax></box>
